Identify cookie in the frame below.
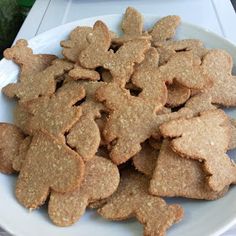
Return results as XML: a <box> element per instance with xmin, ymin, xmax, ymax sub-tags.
<box><xmin>98</xmin><ymin>169</ymin><xmax>184</xmax><ymax>236</ymax></box>
<box><xmin>148</xmin><ymin>137</ymin><xmax>162</xmax><ymax>150</ymax></box>
<box><xmin>61</xmin><ymin>26</ymin><xmax>93</xmax><ymax>62</ymax></box>
<box><xmin>160</xmin><ymin>109</ymin><xmax>236</xmax><ymax>192</ymax></box>
<box><xmin>88</xmin><ymin>198</ymin><xmax>108</xmax><ymax>209</ymax></box>
<box><xmin>185</xmin><ymin>50</ymin><xmax>235</xmax><ymax>109</ymax></box>
<box><xmin>15</xmin><ymin>131</ymin><xmax>85</xmax><ymax>209</ymax></box>
<box><xmin>66</xmin><ymin>81</ymin><xmax>105</xmax><ymax>161</ymax></box>
<box><xmin>96</xmin><ymin>82</ymin><xmax>193</xmax><ymax>164</ymax></box>
<box><xmin>131</xmin><ymin>48</ymin><xmax>212</xmax><ymax>106</ymax></box>
<box><xmin>131</xmin><ymin>47</ymin><xmax>167</xmax><ymax>104</ymax></box>
<box><xmin>162</xmin><ymin>51</ymin><xmax>213</xmax><ymax>89</ymax></box>
<box><xmin>2</xmin><ymin>9</ymin><xmax>236</xmax><ymax>234</ymax></box>
<box><xmin>2</xmin><ymin>59</ymin><xmax>73</xmax><ymax>103</ymax></box>
<box><xmin>14</xmin><ymin>104</ymin><xmax>33</xmax><ymax>135</ymax></box>
<box><xmin>95</xmin><ymin>112</ymin><xmax>108</xmax><ymax>146</ymax></box>
<box><xmin>95</xmin><ymin>146</ymin><xmax>110</xmax><ymax>159</ymax></box>
<box><xmin>61</xmin><ymin>26</ymin><xmax>117</xmax><ymax>62</ymax></box>
<box><xmin>112</xmin><ymin>7</ymin><xmax>151</xmax><ymax>45</ymax></box>
<box><xmin>149</xmin><ymin>15</ymin><xmax>181</xmax><ymax>43</ymax></box>
<box><xmin>4</xmin><ymin>39</ymin><xmax>56</xmax><ymax>78</ymax></box>
<box><xmin>133</xmin><ymin>141</ymin><xmax>158</xmax><ymax>176</ymax></box>
<box><xmin>153</xmin><ymin>106</ymin><xmax>180</xmax><ymax>139</ymax></box>
<box><xmin>13</xmin><ymin>136</ymin><xmax>32</xmax><ymax>172</ymax></box>
<box><xmin>25</xmin><ymin>81</ymin><xmax>85</xmax><ymax>140</ymax></box>
<box><xmin>205</xmin><ymin>49</ymin><xmax>236</xmax><ymax>106</ymax></box>
<box><xmin>200</xmin><ymin>49</ymin><xmax>236</xmax><ymax>106</ymax></box>
<box><xmin>0</xmin><ymin>123</ymin><xmax>25</xmax><ymax>174</ymax></box>
<box><xmin>79</xmin><ymin>21</ymin><xmax>150</xmax><ymax>86</ymax></box>
<box><xmin>166</xmin><ymin>81</ymin><xmax>190</xmax><ymax>108</ymax></box>
<box><xmin>101</xmin><ymin>70</ymin><xmax>113</xmax><ymax>83</ymax></box>
<box><xmin>185</xmin><ymin>93</ymin><xmax>217</xmax><ymax>116</ymax></box>
<box><xmin>154</xmin><ymin>39</ymin><xmax>207</xmax><ymax>65</ymax></box>
<box><xmin>48</xmin><ymin>156</ymin><xmax>119</xmax><ymax>226</ymax></box>
<box><xmin>229</xmin><ymin>118</ymin><xmax>236</xmax><ymax>150</ymax></box>
<box><xmin>150</xmin><ymin>140</ymin><xmax>229</xmax><ymax>200</ymax></box>
<box><xmin>156</xmin><ymin>107</ymin><xmax>171</xmax><ymax>115</ymax></box>
<box><xmin>68</xmin><ymin>64</ymin><xmax>100</xmax><ymax>81</ymax></box>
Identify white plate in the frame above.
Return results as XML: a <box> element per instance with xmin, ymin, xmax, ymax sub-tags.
<box><xmin>0</xmin><ymin>14</ymin><xmax>236</xmax><ymax>236</ymax></box>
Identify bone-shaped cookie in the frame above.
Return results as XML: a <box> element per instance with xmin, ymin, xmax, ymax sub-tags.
<box><xmin>150</xmin><ymin>140</ymin><xmax>229</xmax><ymax>200</ymax></box>
<box><xmin>112</xmin><ymin>7</ymin><xmax>151</xmax><ymax>45</ymax></box>
<box><xmin>96</xmin><ymin>82</ymin><xmax>193</xmax><ymax>164</ymax></box>
<box><xmin>48</xmin><ymin>156</ymin><xmax>119</xmax><ymax>226</ymax></box>
<box><xmin>4</xmin><ymin>39</ymin><xmax>56</xmax><ymax>78</ymax></box>
<box><xmin>98</xmin><ymin>169</ymin><xmax>184</xmax><ymax>236</ymax></box>
<box><xmin>160</xmin><ymin>109</ymin><xmax>236</xmax><ymax>192</ymax></box>
<box><xmin>131</xmin><ymin>47</ymin><xmax>212</xmax><ymax>105</ymax></box>
<box><xmin>79</xmin><ymin>21</ymin><xmax>150</xmax><ymax>86</ymax></box>
<box><xmin>2</xmin><ymin>59</ymin><xmax>73</xmax><ymax>103</ymax></box>
<box><xmin>15</xmin><ymin>131</ymin><xmax>85</xmax><ymax>209</ymax></box>
<box><xmin>66</xmin><ymin>81</ymin><xmax>106</xmax><ymax>161</ymax></box>
<box><xmin>25</xmin><ymin>81</ymin><xmax>85</xmax><ymax>141</ymax></box>
<box><xmin>0</xmin><ymin>123</ymin><xmax>25</xmax><ymax>174</ymax></box>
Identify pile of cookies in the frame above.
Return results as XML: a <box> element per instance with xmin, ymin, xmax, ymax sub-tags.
<box><xmin>1</xmin><ymin>7</ymin><xmax>236</xmax><ymax>235</ymax></box>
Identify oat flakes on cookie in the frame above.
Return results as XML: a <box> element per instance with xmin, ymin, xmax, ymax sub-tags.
<box><xmin>154</xmin><ymin>39</ymin><xmax>208</xmax><ymax>65</ymax></box>
<box><xmin>98</xmin><ymin>169</ymin><xmax>184</xmax><ymax>236</ymax></box>
<box><xmin>61</xmin><ymin>26</ymin><xmax>116</xmax><ymax>62</ymax></box>
<box><xmin>14</xmin><ymin>104</ymin><xmax>33</xmax><ymax>135</ymax></box>
<box><xmin>229</xmin><ymin>118</ymin><xmax>236</xmax><ymax>150</ymax></box>
<box><xmin>2</xmin><ymin>59</ymin><xmax>73</xmax><ymax>103</ymax></box>
<box><xmin>185</xmin><ymin>93</ymin><xmax>217</xmax><ymax>116</ymax></box>
<box><xmin>133</xmin><ymin>141</ymin><xmax>158</xmax><ymax>176</ymax></box>
<box><xmin>24</xmin><ymin>81</ymin><xmax>85</xmax><ymax>141</ymax></box>
<box><xmin>68</xmin><ymin>64</ymin><xmax>100</xmax><ymax>81</ymax></box>
<box><xmin>61</xmin><ymin>26</ymin><xmax>93</xmax><ymax>62</ymax></box>
<box><xmin>186</xmin><ymin>49</ymin><xmax>236</xmax><ymax>109</ymax></box>
<box><xmin>0</xmin><ymin>123</ymin><xmax>25</xmax><ymax>174</ymax></box>
<box><xmin>66</xmin><ymin>81</ymin><xmax>106</xmax><ymax>161</ymax></box>
<box><xmin>112</xmin><ymin>7</ymin><xmax>151</xmax><ymax>45</ymax></box>
<box><xmin>149</xmin><ymin>15</ymin><xmax>181</xmax><ymax>43</ymax></box>
<box><xmin>12</xmin><ymin>136</ymin><xmax>32</xmax><ymax>172</ymax></box>
<box><xmin>150</xmin><ymin>140</ymin><xmax>229</xmax><ymax>200</ymax></box>
<box><xmin>16</xmin><ymin>131</ymin><xmax>84</xmax><ymax>209</ymax></box>
<box><xmin>166</xmin><ymin>81</ymin><xmax>191</xmax><ymax>108</ymax></box>
<box><xmin>4</xmin><ymin>39</ymin><xmax>56</xmax><ymax>78</ymax></box>
<box><xmin>96</xmin><ymin>82</ymin><xmax>192</xmax><ymax>164</ymax></box>
<box><xmin>79</xmin><ymin>20</ymin><xmax>150</xmax><ymax>86</ymax></box>
<box><xmin>48</xmin><ymin>156</ymin><xmax>119</xmax><ymax>226</ymax></box>
<box><xmin>160</xmin><ymin>109</ymin><xmax>236</xmax><ymax>192</ymax></box>
<box><xmin>131</xmin><ymin>47</ymin><xmax>212</xmax><ymax>106</ymax></box>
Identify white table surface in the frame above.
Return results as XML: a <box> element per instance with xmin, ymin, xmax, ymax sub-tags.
<box><xmin>1</xmin><ymin>0</ymin><xmax>236</xmax><ymax>235</ymax></box>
